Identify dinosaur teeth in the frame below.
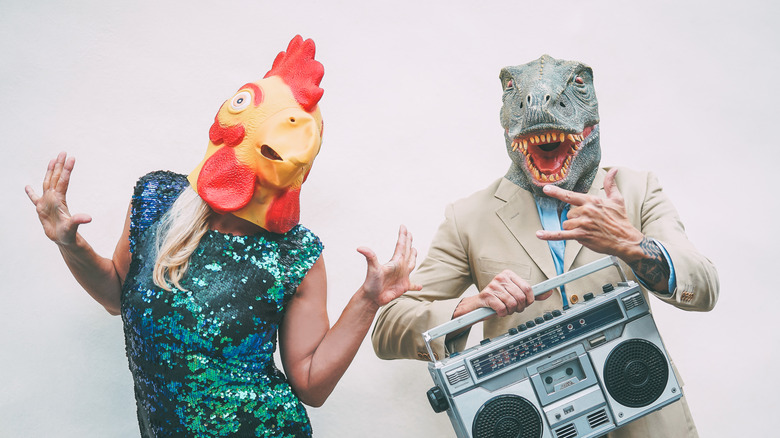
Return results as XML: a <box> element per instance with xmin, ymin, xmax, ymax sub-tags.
<box><xmin>517</xmin><ymin>131</ymin><xmax>587</xmax><ymax>147</ymax></box>
<box><xmin>532</xmin><ymin>165</ymin><xmax>542</xmax><ymax>181</ymax></box>
<box><xmin>515</xmin><ymin>130</ymin><xmax>588</xmax><ymax>183</ymax></box>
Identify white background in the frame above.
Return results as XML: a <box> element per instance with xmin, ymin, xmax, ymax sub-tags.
<box><xmin>2</xmin><ymin>0</ymin><xmax>778</xmax><ymax>436</ymax></box>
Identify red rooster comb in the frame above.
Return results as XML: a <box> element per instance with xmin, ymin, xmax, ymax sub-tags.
<box><xmin>264</xmin><ymin>35</ymin><xmax>324</xmax><ymax>113</ymax></box>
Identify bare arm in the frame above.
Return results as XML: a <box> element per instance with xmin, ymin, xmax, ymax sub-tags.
<box><xmin>25</xmin><ymin>152</ymin><xmax>130</xmax><ymax>315</ymax></box>
<box><xmin>279</xmin><ymin>226</ymin><xmax>421</xmax><ymax>407</ymax></box>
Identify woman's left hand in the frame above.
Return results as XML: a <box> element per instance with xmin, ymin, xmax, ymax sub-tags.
<box><xmin>357</xmin><ymin>225</ymin><xmax>422</xmax><ymax>308</ymax></box>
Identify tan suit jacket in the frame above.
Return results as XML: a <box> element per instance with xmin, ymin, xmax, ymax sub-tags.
<box><xmin>372</xmin><ymin>167</ymin><xmax>718</xmax><ymax>437</ymax></box>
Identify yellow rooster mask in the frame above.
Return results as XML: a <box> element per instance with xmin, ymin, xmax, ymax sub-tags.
<box><xmin>188</xmin><ymin>35</ymin><xmax>324</xmax><ymax>234</ymax></box>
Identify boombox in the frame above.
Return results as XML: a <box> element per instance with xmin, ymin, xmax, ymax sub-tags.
<box><xmin>422</xmin><ymin>256</ymin><xmax>681</xmax><ymax>438</ymax></box>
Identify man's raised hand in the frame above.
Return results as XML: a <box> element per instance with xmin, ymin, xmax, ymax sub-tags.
<box><xmin>536</xmin><ymin>168</ymin><xmax>644</xmax><ymax>260</ymax></box>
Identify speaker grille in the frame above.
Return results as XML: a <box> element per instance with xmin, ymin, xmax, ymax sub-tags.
<box><xmin>587</xmin><ymin>409</ymin><xmax>610</xmax><ymax>429</ymax></box>
<box><xmin>603</xmin><ymin>339</ymin><xmax>669</xmax><ymax>408</ymax></box>
<box><xmin>554</xmin><ymin>422</ymin><xmax>577</xmax><ymax>438</ymax></box>
<box><xmin>472</xmin><ymin>395</ymin><xmax>542</xmax><ymax>438</ymax></box>
<box><xmin>446</xmin><ymin>366</ymin><xmax>470</xmax><ymax>385</ymax></box>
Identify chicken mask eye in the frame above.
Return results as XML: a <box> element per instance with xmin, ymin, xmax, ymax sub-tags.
<box><xmin>229</xmin><ymin>91</ymin><xmax>253</xmax><ymax>112</ymax></box>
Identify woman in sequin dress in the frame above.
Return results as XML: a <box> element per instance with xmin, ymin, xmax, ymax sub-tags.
<box><xmin>26</xmin><ymin>36</ymin><xmax>420</xmax><ymax>438</ymax></box>
<box><xmin>26</xmin><ymin>153</ymin><xmax>419</xmax><ymax>437</ymax></box>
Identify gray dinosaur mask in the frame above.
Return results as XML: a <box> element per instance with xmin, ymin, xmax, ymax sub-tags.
<box><xmin>499</xmin><ymin>55</ymin><xmax>601</xmax><ymax>197</ymax></box>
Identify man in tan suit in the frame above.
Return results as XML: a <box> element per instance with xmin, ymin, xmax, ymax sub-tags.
<box><xmin>371</xmin><ymin>55</ymin><xmax>718</xmax><ymax>437</ymax></box>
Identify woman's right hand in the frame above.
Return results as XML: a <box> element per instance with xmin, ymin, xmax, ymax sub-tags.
<box><xmin>25</xmin><ymin>152</ymin><xmax>92</xmax><ymax>246</ymax></box>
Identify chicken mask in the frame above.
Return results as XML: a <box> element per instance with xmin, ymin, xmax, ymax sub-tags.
<box><xmin>188</xmin><ymin>35</ymin><xmax>324</xmax><ymax>234</ymax></box>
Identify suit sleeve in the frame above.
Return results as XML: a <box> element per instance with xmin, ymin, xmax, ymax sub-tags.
<box><xmin>635</xmin><ymin>171</ymin><xmax>719</xmax><ymax>311</ymax></box>
<box><xmin>371</xmin><ymin>204</ymin><xmax>475</xmax><ymax>361</ymax></box>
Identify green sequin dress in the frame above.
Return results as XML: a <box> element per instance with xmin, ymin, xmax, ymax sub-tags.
<box><xmin>121</xmin><ymin>171</ymin><xmax>323</xmax><ymax>437</ymax></box>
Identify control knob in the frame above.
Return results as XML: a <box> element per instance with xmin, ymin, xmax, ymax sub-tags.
<box><xmin>427</xmin><ymin>387</ymin><xmax>450</xmax><ymax>413</ymax></box>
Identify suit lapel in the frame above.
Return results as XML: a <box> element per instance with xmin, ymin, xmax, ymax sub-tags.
<box><xmin>494</xmin><ymin>179</ymin><xmax>557</xmax><ymax>280</ymax></box>
<box><xmin>563</xmin><ymin>169</ymin><xmax>607</xmax><ymax>271</ymax></box>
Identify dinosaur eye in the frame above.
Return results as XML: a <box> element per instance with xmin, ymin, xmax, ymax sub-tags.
<box><xmin>229</xmin><ymin>91</ymin><xmax>252</xmax><ymax>112</ymax></box>
<box><xmin>574</xmin><ymin>76</ymin><xmax>584</xmax><ymax>85</ymax></box>
<box><xmin>505</xmin><ymin>79</ymin><xmax>514</xmax><ymax>90</ymax></box>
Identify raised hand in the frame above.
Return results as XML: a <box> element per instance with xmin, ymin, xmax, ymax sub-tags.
<box><xmin>536</xmin><ymin>168</ymin><xmax>644</xmax><ymax>258</ymax></box>
<box><xmin>356</xmin><ymin>225</ymin><xmax>422</xmax><ymax>308</ymax></box>
<box><xmin>536</xmin><ymin>169</ymin><xmax>672</xmax><ymax>292</ymax></box>
<box><xmin>25</xmin><ymin>152</ymin><xmax>92</xmax><ymax>246</ymax></box>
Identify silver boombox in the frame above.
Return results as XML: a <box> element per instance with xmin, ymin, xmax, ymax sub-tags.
<box><xmin>423</xmin><ymin>256</ymin><xmax>681</xmax><ymax>438</ymax></box>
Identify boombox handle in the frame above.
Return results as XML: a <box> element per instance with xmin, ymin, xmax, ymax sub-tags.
<box><xmin>422</xmin><ymin>255</ymin><xmax>627</xmax><ymax>364</ymax></box>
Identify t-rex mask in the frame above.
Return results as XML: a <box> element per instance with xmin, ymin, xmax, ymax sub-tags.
<box><xmin>500</xmin><ymin>55</ymin><xmax>601</xmax><ymax>197</ymax></box>
<box><xmin>188</xmin><ymin>35</ymin><xmax>324</xmax><ymax>234</ymax></box>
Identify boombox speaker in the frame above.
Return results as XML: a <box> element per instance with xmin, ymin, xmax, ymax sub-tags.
<box><xmin>423</xmin><ymin>256</ymin><xmax>682</xmax><ymax>438</ymax></box>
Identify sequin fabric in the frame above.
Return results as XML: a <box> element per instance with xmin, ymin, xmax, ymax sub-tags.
<box><xmin>121</xmin><ymin>171</ymin><xmax>323</xmax><ymax>437</ymax></box>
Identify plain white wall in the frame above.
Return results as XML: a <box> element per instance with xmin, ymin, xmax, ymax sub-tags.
<box><xmin>2</xmin><ymin>0</ymin><xmax>778</xmax><ymax>436</ymax></box>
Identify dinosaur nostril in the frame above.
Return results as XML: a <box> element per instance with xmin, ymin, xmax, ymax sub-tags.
<box><xmin>545</xmin><ymin>95</ymin><xmax>551</xmax><ymax>103</ymax></box>
<box><xmin>527</xmin><ymin>95</ymin><xmax>532</xmax><ymax>105</ymax></box>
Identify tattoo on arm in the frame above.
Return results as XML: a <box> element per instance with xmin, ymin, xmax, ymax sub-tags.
<box><xmin>627</xmin><ymin>237</ymin><xmax>671</xmax><ymax>292</ymax></box>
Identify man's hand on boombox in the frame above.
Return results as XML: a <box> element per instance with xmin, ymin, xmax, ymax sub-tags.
<box><xmin>452</xmin><ymin>271</ymin><xmax>553</xmax><ymax>319</ymax></box>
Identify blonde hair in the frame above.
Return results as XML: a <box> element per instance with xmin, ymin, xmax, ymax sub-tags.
<box><xmin>153</xmin><ymin>187</ymin><xmax>213</xmax><ymax>290</ymax></box>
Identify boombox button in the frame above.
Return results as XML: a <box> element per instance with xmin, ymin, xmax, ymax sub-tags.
<box><xmin>480</xmin><ymin>338</ymin><xmax>491</xmax><ymax>345</ymax></box>
<box><xmin>508</xmin><ymin>327</ymin><xmax>518</xmax><ymax>335</ymax></box>
<box><xmin>584</xmin><ymin>292</ymin><xmax>595</xmax><ymax>301</ymax></box>
<box><xmin>543</xmin><ymin>313</ymin><xmax>553</xmax><ymax>321</ymax></box>
<box><xmin>518</xmin><ymin>323</ymin><xmax>527</xmax><ymax>331</ymax></box>
<box><xmin>526</xmin><ymin>320</ymin><xmax>536</xmax><ymax>328</ymax></box>
<box><xmin>589</xmin><ymin>334</ymin><xmax>607</xmax><ymax>347</ymax></box>
<box><xmin>535</xmin><ymin>317</ymin><xmax>545</xmax><ymax>325</ymax></box>
<box><xmin>552</xmin><ymin>310</ymin><xmax>562</xmax><ymax>317</ymax></box>
<box><xmin>603</xmin><ymin>283</ymin><xmax>615</xmax><ymax>293</ymax></box>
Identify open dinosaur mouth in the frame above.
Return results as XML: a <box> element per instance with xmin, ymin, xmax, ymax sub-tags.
<box><xmin>511</xmin><ymin>126</ymin><xmax>594</xmax><ymax>184</ymax></box>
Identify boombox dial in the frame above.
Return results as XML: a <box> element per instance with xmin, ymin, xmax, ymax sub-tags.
<box><xmin>427</xmin><ymin>386</ymin><xmax>449</xmax><ymax>413</ymax></box>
